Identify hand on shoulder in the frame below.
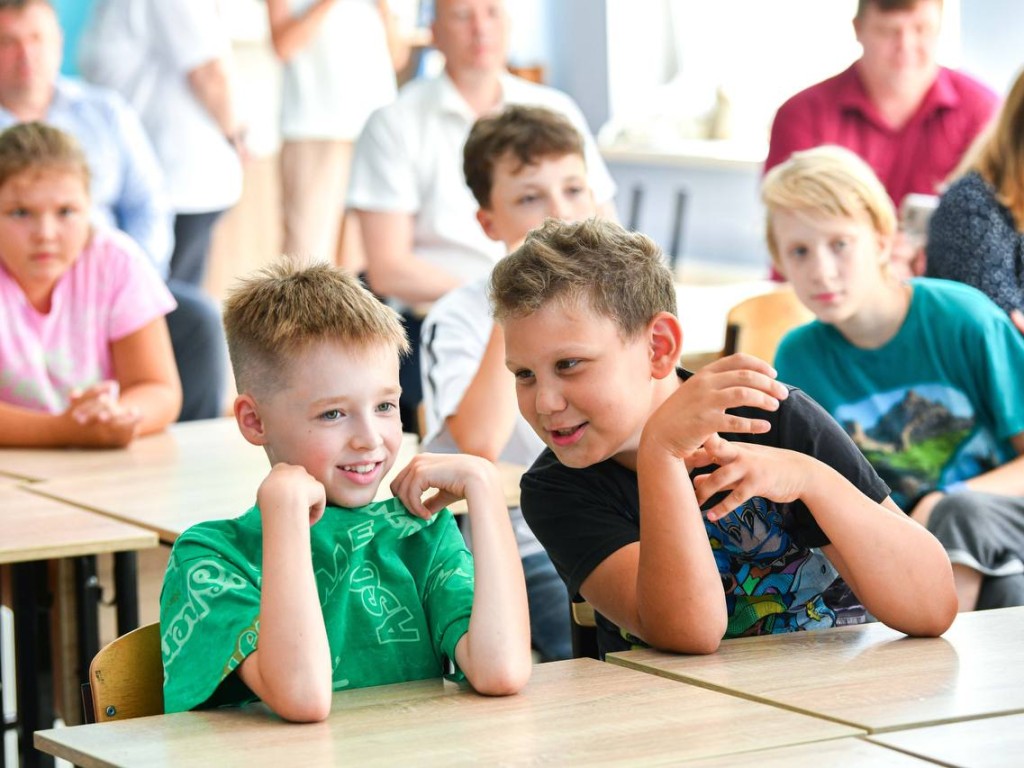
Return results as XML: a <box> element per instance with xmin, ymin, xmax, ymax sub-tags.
<box><xmin>390</xmin><ymin>452</ymin><xmax>500</xmax><ymax>519</ymax></box>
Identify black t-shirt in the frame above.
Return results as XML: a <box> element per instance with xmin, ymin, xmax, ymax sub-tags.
<box><xmin>521</xmin><ymin>370</ymin><xmax>890</xmax><ymax>656</ymax></box>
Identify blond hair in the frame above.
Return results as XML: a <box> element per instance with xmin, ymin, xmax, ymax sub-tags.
<box><xmin>949</xmin><ymin>67</ymin><xmax>1024</xmax><ymax>230</ymax></box>
<box><xmin>761</xmin><ymin>145</ymin><xmax>896</xmax><ymax>265</ymax></box>
<box><xmin>489</xmin><ymin>217</ymin><xmax>676</xmax><ymax>337</ymax></box>
<box><xmin>223</xmin><ymin>259</ymin><xmax>409</xmax><ymax>395</ymax></box>
<box><xmin>0</xmin><ymin>121</ymin><xmax>90</xmax><ymax>191</ymax></box>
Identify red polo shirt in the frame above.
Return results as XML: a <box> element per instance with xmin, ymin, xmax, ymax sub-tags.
<box><xmin>764</xmin><ymin>64</ymin><xmax>998</xmax><ymax>206</ymax></box>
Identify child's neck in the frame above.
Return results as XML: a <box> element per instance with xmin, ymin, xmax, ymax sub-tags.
<box><xmin>835</xmin><ymin>278</ymin><xmax>911</xmax><ymax>350</ymax></box>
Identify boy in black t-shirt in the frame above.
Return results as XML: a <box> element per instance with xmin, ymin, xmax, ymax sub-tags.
<box><xmin>490</xmin><ymin>218</ymin><xmax>957</xmax><ymax>657</ymax></box>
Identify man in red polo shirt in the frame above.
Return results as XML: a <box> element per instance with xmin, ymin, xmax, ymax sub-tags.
<box><xmin>765</xmin><ymin>0</ymin><xmax>997</xmax><ymax>211</ymax></box>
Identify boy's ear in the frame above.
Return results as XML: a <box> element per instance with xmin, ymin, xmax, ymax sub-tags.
<box><xmin>234</xmin><ymin>393</ymin><xmax>269</xmax><ymax>447</ymax></box>
<box><xmin>647</xmin><ymin>311</ymin><xmax>683</xmax><ymax>378</ymax></box>
<box><xmin>476</xmin><ymin>207</ymin><xmax>502</xmax><ymax>243</ymax></box>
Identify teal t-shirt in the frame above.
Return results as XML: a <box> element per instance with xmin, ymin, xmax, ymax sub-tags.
<box><xmin>160</xmin><ymin>498</ymin><xmax>474</xmax><ymax>714</ymax></box>
<box><xmin>775</xmin><ymin>278</ymin><xmax>1024</xmax><ymax>510</ymax></box>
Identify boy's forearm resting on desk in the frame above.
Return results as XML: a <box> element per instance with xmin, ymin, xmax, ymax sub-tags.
<box><xmin>452</xmin><ymin>465</ymin><xmax>532</xmax><ymax>695</ymax></box>
<box><xmin>237</xmin><ymin>469</ymin><xmax>333</xmax><ymax>722</ymax></box>
<box><xmin>803</xmin><ymin>458</ymin><xmax>958</xmax><ymax>637</ymax></box>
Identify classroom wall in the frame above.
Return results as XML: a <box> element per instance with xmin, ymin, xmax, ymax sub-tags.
<box><xmin>54</xmin><ymin>0</ymin><xmax>96</xmax><ymax>76</ymax></box>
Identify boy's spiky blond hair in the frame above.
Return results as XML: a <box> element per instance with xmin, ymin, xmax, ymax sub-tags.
<box><xmin>223</xmin><ymin>259</ymin><xmax>408</xmax><ymax>395</ymax></box>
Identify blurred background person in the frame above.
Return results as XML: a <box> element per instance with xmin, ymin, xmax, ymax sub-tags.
<box><xmin>765</xmin><ymin>0</ymin><xmax>998</xmax><ymax>278</ymax></box>
<box><xmin>79</xmin><ymin>0</ymin><xmax>246</xmax><ymax>289</ymax></box>
<box><xmin>0</xmin><ymin>0</ymin><xmax>225</xmax><ymax>421</ymax></box>
<box><xmin>266</xmin><ymin>0</ymin><xmax>409</xmax><ymax>269</ymax></box>
<box><xmin>927</xmin><ymin>66</ymin><xmax>1024</xmax><ymax>334</ymax></box>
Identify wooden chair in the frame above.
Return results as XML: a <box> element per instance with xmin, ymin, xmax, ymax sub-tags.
<box><xmin>83</xmin><ymin>622</ymin><xmax>164</xmax><ymax>723</ymax></box>
<box><xmin>570</xmin><ymin>599</ymin><xmax>599</xmax><ymax>660</ymax></box>
<box><xmin>722</xmin><ymin>286</ymin><xmax>814</xmax><ymax>363</ymax></box>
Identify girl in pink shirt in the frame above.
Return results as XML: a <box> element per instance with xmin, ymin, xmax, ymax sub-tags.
<box><xmin>0</xmin><ymin>122</ymin><xmax>181</xmax><ymax>447</ymax></box>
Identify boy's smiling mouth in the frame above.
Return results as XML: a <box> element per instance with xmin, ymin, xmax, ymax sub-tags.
<box><xmin>338</xmin><ymin>460</ymin><xmax>385</xmax><ymax>485</ymax></box>
<box><xmin>548</xmin><ymin>422</ymin><xmax>588</xmax><ymax>447</ymax></box>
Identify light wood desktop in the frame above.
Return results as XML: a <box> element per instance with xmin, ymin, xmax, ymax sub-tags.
<box><xmin>681</xmin><ymin>737</ymin><xmax>936</xmax><ymax>767</ymax></box>
<box><xmin>607</xmin><ymin>607</ymin><xmax>1024</xmax><ymax>734</ymax></box>
<box><xmin>35</xmin><ymin>657</ymin><xmax>860</xmax><ymax>767</ymax></box>
<box><xmin>0</xmin><ymin>417</ymin><xmax>259</xmax><ymax>484</ymax></box>
<box><xmin>868</xmin><ymin>712</ymin><xmax>1024</xmax><ymax>768</ymax></box>
<box><xmin>0</xmin><ymin>486</ymin><xmax>157</xmax><ymax>565</ymax></box>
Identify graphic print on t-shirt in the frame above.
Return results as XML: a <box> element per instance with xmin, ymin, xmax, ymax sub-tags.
<box><xmin>833</xmin><ymin>384</ymin><xmax>1002</xmax><ymax>510</ymax></box>
<box><xmin>706</xmin><ymin>495</ymin><xmax>864</xmax><ymax>637</ymax></box>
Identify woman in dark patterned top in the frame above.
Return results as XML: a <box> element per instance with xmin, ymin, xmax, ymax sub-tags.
<box><xmin>927</xmin><ymin>67</ymin><xmax>1024</xmax><ymax>332</ymax></box>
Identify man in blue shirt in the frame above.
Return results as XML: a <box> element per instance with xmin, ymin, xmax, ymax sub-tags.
<box><xmin>0</xmin><ymin>0</ymin><xmax>224</xmax><ymax>420</ymax></box>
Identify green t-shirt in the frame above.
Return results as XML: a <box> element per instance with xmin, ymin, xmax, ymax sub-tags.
<box><xmin>160</xmin><ymin>498</ymin><xmax>474</xmax><ymax>713</ymax></box>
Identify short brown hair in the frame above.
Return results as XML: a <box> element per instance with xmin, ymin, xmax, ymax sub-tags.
<box><xmin>490</xmin><ymin>217</ymin><xmax>676</xmax><ymax>338</ymax></box>
<box><xmin>223</xmin><ymin>260</ymin><xmax>409</xmax><ymax>395</ymax></box>
<box><xmin>463</xmin><ymin>105</ymin><xmax>585</xmax><ymax>208</ymax></box>
<box><xmin>855</xmin><ymin>0</ymin><xmax>941</xmax><ymax>18</ymax></box>
<box><xmin>0</xmin><ymin>121</ymin><xmax>90</xmax><ymax>190</ymax></box>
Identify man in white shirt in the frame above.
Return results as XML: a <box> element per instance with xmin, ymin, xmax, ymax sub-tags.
<box><xmin>78</xmin><ymin>0</ymin><xmax>245</xmax><ymax>288</ymax></box>
<box><xmin>347</xmin><ymin>0</ymin><xmax>616</xmax><ymax>429</ymax></box>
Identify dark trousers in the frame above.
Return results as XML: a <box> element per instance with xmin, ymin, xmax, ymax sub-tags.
<box><xmin>166</xmin><ymin>280</ymin><xmax>227</xmax><ymax>421</ymax></box>
<box><xmin>170</xmin><ymin>210</ymin><xmax>227</xmax><ymax>287</ymax></box>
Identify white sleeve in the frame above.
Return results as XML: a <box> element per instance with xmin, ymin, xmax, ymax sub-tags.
<box><xmin>419</xmin><ymin>290</ymin><xmax>490</xmax><ymax>450</ymax></box>
<box><xmin>150</xmin><ymin>0</ymin><xmax>226</xmax><ymax>73</ymax></box>
<box><xmin>346</xmin><ymin>105</ymin><xmax>421</xmax><ymax>213</ymax></box>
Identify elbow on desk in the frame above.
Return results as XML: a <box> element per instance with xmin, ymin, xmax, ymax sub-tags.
<box><xmin>468</xmin><ymin>660</ymin><xmax>532</xmax><ymax>697</ymax></box>
<box><xmin>269</xmin><ymin>690</ymin><xmax>332</xmax><ymax>723</ymax></box>
<box><xmin>641</xmin><ymin>615</ymin><xmax>726</xmax><ymax>656</ymax></box>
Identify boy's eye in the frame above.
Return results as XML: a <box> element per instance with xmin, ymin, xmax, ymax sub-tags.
<box><xmin>375</xmin><ymin>401</ymin><xmax>397</xmax><ymax>413</ymax></box>
<box><xmin>7</xmin><ymin>208</ymin><xmax>28</xmax><ymax>218</ymax></box>
<box><xmin>320</xmin><ymin>409</ymin><xmax>343</xmax><ymax>421</ymax></box>
<box><xmin>832</xmin><ymin>239</ymin><xmax>849</xmax><ymax>252</ymax></box>
<box><xmin>556</xmin><ymin>358</ymin><xmax>580</xmax><ymax>372</ymax></box>
<box><xmin>513</xmin><ymin>368</ymin><xmax>535</xmax><ymax>381</ymax></box>
<box><xmin>566</xmin><ymin>185</ymin><xmax>586</xmax><ymax>197</ymax></box>
<box><xmin>788</xmin><ymin>245</ymin><xmax>808</xmax><ymax>260</ymax></box>
<box><xmin>58</xmin><ymin>206</ymin><xmax>78</xmax><ymax>217</ymax></box>
<box><xmin>516</xmin><ymin>194</ymin><xmax>540</xmax><ymax>206</ymax></box>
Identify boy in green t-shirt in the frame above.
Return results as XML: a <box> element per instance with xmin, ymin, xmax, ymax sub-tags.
<box><xmin>160</xmin><ymin>261</ymin><xmax>531</xmax><ymax>721</ymax></box>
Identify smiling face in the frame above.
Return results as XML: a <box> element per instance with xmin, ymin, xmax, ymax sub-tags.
<box><xmin>854</xmin><ymin>0</ymin><xmax>941</xmax><ymax>94</ymax></box>
<box><xmin>477</xmin><ymin>151</ymin><xmax>595</xmax><ymax>251</ymax></box>
<box><xmin>0</xmin><ymin>166</ymin><xmax>91</xmax><ymax>312</ymax></box>
<box><xmin>502</xmin><ymin>298</ymin><xmax>660</xmax><ymax>469</ymax></box>
<box><xmin>243</xmin><ymin>340</ymin><xmax>404</xmax><ymax>508</ymax></box>
<box><xmin>771</xmin><ymin>207</ymin><xmax>890</xmax><ymax>327</ymax></box>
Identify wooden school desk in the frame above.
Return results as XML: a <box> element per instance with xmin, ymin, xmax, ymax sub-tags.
<box><xmin>868</xmin><ymin>712</ymin><xmax>1024</xmax><ymax>768</ymax></box>
<box><xmin>1</xmin><ymin>487</ymin><xmax>157</xmax><ymax>764</ymax></box>
<box><xmin>680</xmin><ymin>737</ymin><xmax>936</xmax><ymax>767</ymax></box>
<box><xmin>607</xmin><ymin>607</ymin><xmax>1024</xmax><ymax>734</ymax></box>
<box><xmin>35</xmin><ymin>657</ymin><xmax>860</xmax><ymax>767</ymax></box>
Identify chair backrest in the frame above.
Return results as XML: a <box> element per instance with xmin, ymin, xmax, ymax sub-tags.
<box><xmin>722</xmin><ymin>286</ymin><xmax>814</xmax><ymax>363</ymax></box>
<box><xmin>87</xmin><ymin>622</ymin><xmax>164</xmax><ymax>723</ymax></box>
<box><xmin>570</xmin><ymin>599</ymin><xmax>599</xmax><ymax>660</ymax></box>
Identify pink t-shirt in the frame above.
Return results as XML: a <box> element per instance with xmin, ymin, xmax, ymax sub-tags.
<box><xmin>0</xmin><ymin>227</ymin><xmax>177</xmax><ymax>413</ymax></box>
